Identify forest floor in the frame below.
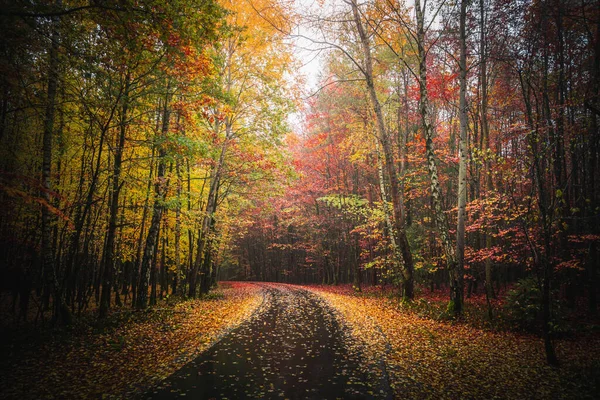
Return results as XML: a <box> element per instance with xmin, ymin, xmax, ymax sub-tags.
<box><xmin>2</xmin><ymin>282</ymin><xmax>599</xmax><ymax>399</ymax></box>
<box><xmin>0</xmin><ymin>282</ymin><xmax>262</xmax><ymax>399</ymax></box>
<box><xmin>304</xmin><ymin>284</ymin><xmax>600</xmax><ymax>399</ymax></box>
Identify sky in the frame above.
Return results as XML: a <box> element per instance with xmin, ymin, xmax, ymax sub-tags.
<box><xmin>286</xmin><ymin>0</ymin><xmax>328</xmax><ymax>134</ymax></box>
<box><xmin>285</xmin><ymin>0</ymin><xmax>426</xmax><ymax>134</ymax></box>
<box><xmin>292</xmin><ymin>0</ymin><xmax>327</xmax><ymax>91</ymax></box>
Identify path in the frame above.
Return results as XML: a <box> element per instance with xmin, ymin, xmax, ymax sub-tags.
<box><xmin>145</xmin><ymin>283</ymin><xmax>389</xmax><ymax>399</ymax></box>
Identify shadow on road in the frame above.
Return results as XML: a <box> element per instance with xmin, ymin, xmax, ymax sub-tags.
<box><xmin>145</xmin><ymin>283</ymin><xmax>390</xmax><ymax>399</ymax></box>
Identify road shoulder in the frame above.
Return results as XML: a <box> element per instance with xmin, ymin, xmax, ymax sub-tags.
<box><xmin>1</xmin><ymin>282</ymin><xmax>264</xmax><ymax>399</ymax></box>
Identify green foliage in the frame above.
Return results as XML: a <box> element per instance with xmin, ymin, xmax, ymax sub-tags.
<box><xmin>317</xmin><ymin>194</ymin><xmax>368</xmax><ymax>213</ymax></box>
<box><xmin>202</xmin><ymin>291</ymin><xmax>225</xmax><ymax>301</ymax></box>
<box><xmin>503</xmin><ymin>277</ymin><xmax>542</xmax><ymax>332</ymax></box>
<box><xmin>503</xmin><ymin>277</ymin><xmax>568</xmax><ymax>335</ymax></box>
<box><xmin>446</xmin><ymin>300</ymin><xmax>455</xmax><ymax>315</ymax></box>
<box><xmin>406</xmin><ymin>223</ymin><xmax>425</xmax><ymax>252</ymax></box>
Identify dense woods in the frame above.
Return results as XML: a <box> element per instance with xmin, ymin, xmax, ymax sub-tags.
<box><xmin>0</xmin><ymin>0</ymin><xmax>296</xmax><ymax>322</ymax></box>
<box><xmin>1</xmin><ymin>0</ymin><xmax>599</xmax><ymax>380</ymax></box>
<box><xmin>230</xmin><ymin>0</ymin><xmax>600</xmax><ymax>364</ymax></box>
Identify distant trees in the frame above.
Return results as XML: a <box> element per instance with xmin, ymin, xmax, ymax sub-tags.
<box><xmin>233</xmin><ymin>0</ymin><xmax>599</xmax><ymax>365</ymax></box>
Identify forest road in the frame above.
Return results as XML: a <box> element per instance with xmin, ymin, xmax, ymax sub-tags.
<box><xmin>144</xmin><ymin>283</ymin><xmax>391</xmax><ymax>399</ymax></box>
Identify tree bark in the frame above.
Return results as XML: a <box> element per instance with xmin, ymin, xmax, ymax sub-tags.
<box><xmin>137</xmin><ymin>92</ymin><xmax>171</xmax><ymax>309</ymax></box>
<box><xmin>479</xmin><ymin>0</ymin><xmax>495</xmax><ymax>314</ymax></box>
<box><xmin>415</xmin><ymin>0</ymin><xmax>463</xmax><ymax>315</ymax></box>
<box><xmin>415</xmin><ymin>0</ymin><xmax>461</xmax><ymax>314</ymax></box>
<box><xmin>99</xmin><ymin>72</ymin><xmax>130</xmax><ymax>318</ymax></box>
<box><xmin>132</xmin><ymin>147</ymin><xmax>155</xmax><ymax>308</ymax></box>
<box><xmin>41</xmin><ymin>0</ymin><xmax>70</xmax><ymax>324</ymax></box>
<box><xmin>189</xmin><ymin>120</ymin><xmax>227</xmax><ymax>298</ymax></box>
<box><xmin>350</xmin><ymin>0</ymin><xmax>414</xmax><ymax>300</ymax></box>
<box><xmin>455</xmin><ymin>0</ymin><xmax>468</xmax><ymax>316</ymax></box>
<box><xmin>518</xmin><ymin>68</ymin><xmax>559</xmax><ymax>366</ymax></box>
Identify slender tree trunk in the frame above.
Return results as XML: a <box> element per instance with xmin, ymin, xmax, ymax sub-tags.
<box><xmin>455</xmin><ymin>0</ymin><xmax>468</xmax><ymax>317</ymax></box>
<box><xmin>41</xmin><ymin>6</ymin><xmax>60</xmax><ymax>316</ymax></box>
<box><xmin>174</xmin><ymin>151</ymin><xmax>182</xmax><ymax>296</ymax></box>
<box><xmin>399</xmin><ymin>69</ymin><xmax>411</xmax><ymax>226</ymax></box>
<box><xmin>200</xmin><ymin>220</ymin><xmax>214</xmax><ymax>295</ymax></box>
<box><xmin>185</xmin><ymin>159</ymin><xmax>194</xmax><ymax>297</ymax></box>
<box><xmin>40</xmin><ymin>2</ymin><xmax>70</xmax><ymax>324</ymax></box>
<box><xmin>589</xmin><ymin>244</ymin><xmax>598</xmax><ymax>316</ymax></box>
<box><xmin>350</xmin><ymin>0</ymin><xmax>414</xmax><ymax>300</ymax></box>
<box><xmin>132</xmin><ymin>147</ymin><xmax>155</xmax><ymax>308</ymax></box>
<box><xmin>479</xmin><ymin>0</ymin><xmax>495</xmax><ymax>314</ymax></box>
<box><xmin>116</xmin><ymin>198</ymin><xmax>126</xmax><ymax>306</ymax></box>
<box><xmin>588</xmin><ymin>13</ymin><xmax>600</xmax><ymax>316</ymax></box>
<box><xmin>189</xmin><ymin>120</ymin><xmax>228</xmax><ymax>298</ymax></box>
<box><xmin>375</xmin><ymin>137</ymin><xmax>403</xmax><ymax>292</ymax></box>
<box><xmin>99</xmin><ymin>72</ymin><xmax>130</xmax><ymax>318</ymax></box>
<box><xmin>137</xmin><ymin>92</ymin><xmax>171</xmax><ymax>309</ymax></box>
<box><xmin>415</xmin><ymin>0</ymin><xmax>460</xmax><ymax>314</ymax></box>
<box><xmin>150</xmin><ymin>224</ymin><xmax>161</xmax><ymax>307</ymax></box>
<box><xmin>518</xmin><ymin>69</ymin><xmax>558</xmax><ymax>366</ymax></box>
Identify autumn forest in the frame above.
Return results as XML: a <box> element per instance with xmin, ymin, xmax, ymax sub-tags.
<box><xmin>1</xmin><ymin>0</ymin><xmax>599</xmax><ymax>398</ymax></box>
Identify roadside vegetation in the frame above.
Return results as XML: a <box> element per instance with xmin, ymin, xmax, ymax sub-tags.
<box><xmin>0</xmin><ymin>282</ymin><xmax>262</xmax><ymax>399</ymax></box>
<box><xmin>306</xmin><ymin>284</ymin><xmax>600</xmax><ymax>399</ymax></box>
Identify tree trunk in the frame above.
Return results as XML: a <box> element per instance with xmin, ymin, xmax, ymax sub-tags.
<box><xmin>150</xmin><ymin>225</ymin><xmax>161</xmax><ymax>307</ymax></box>
<box><xmin>350</xmin><ymin>0</ymin><xmax>414</xmax><ymax>300</ymax></box>
<box><xmin>137</xmin><ymin>92</ymin><xmax>171</xmax><ymax>309</ymax></box>
<box><xmin>174</xmin><ymin>151</ymin><xmax>182</xmax><ymax>296</ymax></box>
<box><xmin>518</xmin><ymin>68</ymin><xmax>559</xmax><ymax>366</ymax></box>
<box><xmin>479</xmin><ymin>0</ymin><xmax>496</xmax><ymax>308</ymax></box>
<box><xmin>415</xmin><ymin>0</ymin><xmax>460</xmax><ymax>314</ymax></box>
<box><xmin>99</xmin><ymin>72</ymin><xmax>130</xmax><ymax>318</ymax></box>
<box><xmin>375</xmin><ymin>137</ymin><xmax>403</xmax><ymax>292</ymax></box>
<box><xmin>185</xmin><ymin>159</ymin><xmax>194</xmax><ymax>297</ymax></box>
<box><xmin>132</xmin><ymin>147</ymin><xmax>155</xmax><ymax>308</ymax></box>
<box><xmin>589</xmin><ymin>244</ymin><xmax>598</xmax><ymax>316</ymax></box>
<box><xmin>189</xmin><ymin>119</ymin><xmax>229</xmax><ymax>297</ymax></box>
<box><xmin>455</xmin><ymin>0</ymin><xmax>468</xmax><ymax>317</ymax></box>
<box><xmin>40</xmin><ymin>1</ymin><xmax>70</xmax><ymax>325</ymax></box>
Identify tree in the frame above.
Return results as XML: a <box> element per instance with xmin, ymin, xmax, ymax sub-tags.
<box><xmin>455</xmin><ymin>0</ymin><xmax>468</xmax><ymax>317</ymax></box>
<box><xmin>40</xmin><ymin>0</ymin><xmax>69</xmax><ymax>324</ymax></box>
<box><xmin>414</xmin><ymin>0</ymin><xmax>461</xmax><ymax>314</ymax></box>
<box><xmin>348</xmin><ymin>0</ymin><xmax>415</xmax><ymax>300</ymax></box>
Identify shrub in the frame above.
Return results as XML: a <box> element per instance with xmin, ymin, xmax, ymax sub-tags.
<box><xmin>503</xmin><ymin>276</ymin><xmax>568</xmax><ymax>335</ymax></box>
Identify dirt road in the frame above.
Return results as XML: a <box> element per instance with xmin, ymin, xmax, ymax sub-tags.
<box><xmin>145</xmin><ymin>283</ymin><xmax>389</xmax><ymax>399</ymax></box>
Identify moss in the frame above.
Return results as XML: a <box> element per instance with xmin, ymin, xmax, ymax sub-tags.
<box><xmin>446</xmin><ymin>300</ymin><xmax>455</xmax><ymax>315</ymax></box>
